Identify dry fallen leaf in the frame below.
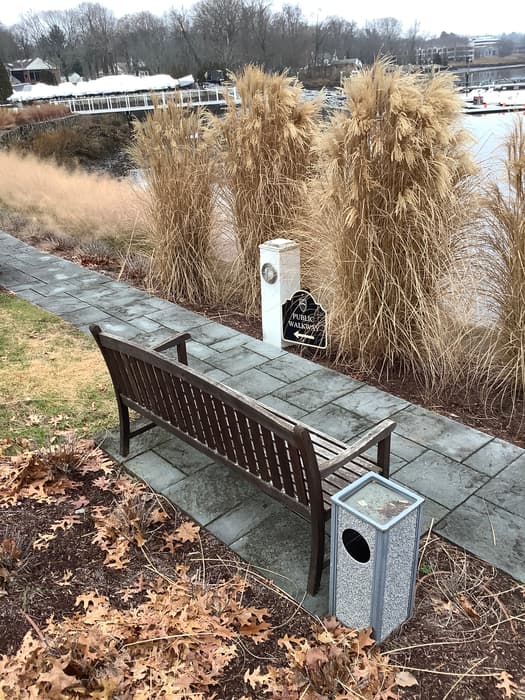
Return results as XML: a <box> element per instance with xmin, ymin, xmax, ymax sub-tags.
<box><xmin>305</xmin><ymin>646</ymin><xmax>329</xmax><ymax>667</ymax></box>
<box><xmin>149</xmin><ymin>506</ymin><xmax>168</xmax><ymax>524</ymax></box>
<box><xmin>357</xmin><ymin>626</ymin><xmax>375</xmax><ymax>651</ymax></box>
<box><xmin>70</xmin><ymin>495</ymin><xmax>90</xmax><ymax>508</ymax></box>
<box><xmin>92</xmin><ymin>475</ymin><xmax>113</xmax><ymax>491</ymax></box>
<box><xmin>244</xmin><ymin>666</ymin><xmax>272</xmax><ymax>690</ymax></box>
<box><xmin>431</xmin><ymin>596</ymin><xmax>455</xmax><ymax>614</ymax></box>
<box><xmin>380</xmin><ymin>686</ymin><xmax>399</xmax><ymax>700</ymax></box>
<box><xmin>496</xmin><ymin>671</ymin><xmax>518</xmax><ymax>698</ymax></box>
<box><xmin>38</xmin><ymin>658</ymin><xmax>81</xmax><ymax>695</ymax></box>
<box><xmin>395</xmin><ymin>670</ymin><xmax>418</xmax><ymax>687</ymax></box>
<box><xmin>458</xmin><ymin>594</ymin><xmax>480</xmax><ymax>619</ymax></box>
<box><xmin>174</xmin><ymin>521</ymin><xmax>200</xmax><ymax>543</ymax></box>
<box><xmin>24</xmin><ymin>414</ymin><xmax>43</xmax><ymax>427</ymax></box>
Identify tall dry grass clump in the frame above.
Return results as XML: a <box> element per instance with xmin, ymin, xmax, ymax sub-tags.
<box><xmin>299</xmin><ymin>60</ymin><xmax>477</xmax><ymax>380</ymax></box>
<box><xmin>0</xmin><ymin>150</ymin><xmax>145</xmax><ymax>246</ymax></box>
<box><xmin>131</xmin><ymin>104</ymin><xmax>217</xmax><ymax>304</ymax></box>
<box><xmin>216</xmin><ymin>65</ymin><xmax>321</xmax><ymax>311</ymax></box>
<box><xmin>478</xmin><ymin>116</ymin><xmax>525</xmax><ymax>406</ymax></box>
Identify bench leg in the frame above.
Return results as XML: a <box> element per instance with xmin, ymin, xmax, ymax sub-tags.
<box><xmin>378</xmin><ymin>434</ymin><xmax>391</xmax><ymax>478</ymax></box>
<box><xmin>308</xmin><ymin>517</ymin><xmax>325</xmax><ymax>596</ymax></box>
<box><xmin>118</xmin><ymin>401</ymin><xmax>130</xmax><ymax>457</ymax></box>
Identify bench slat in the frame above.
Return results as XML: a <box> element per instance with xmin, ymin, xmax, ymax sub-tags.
<box><xmin>201</xmin><ymin>392</ymin><xmax>219</xmax><ymax>451</ymax></box>
<box><xmin>247</xmin><ymin>419</ymin><xmax>271</xmax><ymax>483</ymax></box>
<box><xmin>224</xmin><ymin>404</ymin><xmax>248</xmax><ymax>467</ymax></box>
<box><xmin>150</xmin><ymin>365</ymin><xmax>170</xmax><ymax>419</ymax></box>
<box><xmin>237</xmin><ymin>411</ymin><xmax>259</xmax><ymax>476</ymax></box>
<box><xmin>206</xmin><ymin>396</ymin><xmax>226</xmax><ymax>455</ymax></box>
<box><xmin>168</xmin><ymin>374</ymin><xmax>194</xmax><ymax>436</ymax></box>
<box><xmin>288</xmin><ymin>445</ymin><xmax>309</xmax><ymax>506</ymax></box>
<box><xmin>261</xmin><ymin>427</ymin><xmax>283</xmax><ymax>491</ymax></box>
<box><xmin>186</xmin><ymin>382</ymin><xmax>209</xmax><ymax>445</ymax></box>
<box><xmin>214</xmin><ymin>400</ymin><xmax>238</xmax><ymax>462</ymax></box>
<box><xmin>276</xmin><ymin>435</ymin><xmax>295</xmax><ymax>498</ymax></box>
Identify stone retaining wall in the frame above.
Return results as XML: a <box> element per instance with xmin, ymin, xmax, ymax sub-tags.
<box><xmin>0</xmin><ymin>115</ymin><xmax>79</xmax><ymax>148</ymax></box>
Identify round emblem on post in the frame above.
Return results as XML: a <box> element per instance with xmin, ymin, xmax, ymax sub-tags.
<box><xmin>261</xmin><ymin>262</ymin><xmax>278</xmax><ymax>284</ymax></box>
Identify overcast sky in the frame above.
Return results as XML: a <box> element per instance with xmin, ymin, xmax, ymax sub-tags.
<box><xmin>1</xmin><ymin>0</ymin><xmax>523</xmax><ymax>38</ymax></box>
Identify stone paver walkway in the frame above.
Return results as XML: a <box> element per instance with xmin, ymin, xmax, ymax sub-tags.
<box><xmin>2</xmin><ymin>230</ymin><xmax>524</xmax><ymax>615</ymax></box>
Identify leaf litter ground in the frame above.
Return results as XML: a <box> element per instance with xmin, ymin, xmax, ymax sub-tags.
<box><xmin>0</xmin><ymin>438</ymin><xmax>524</xmax><ymax>699</ymax></box>
<box><xmin>0</xmin><ymin>439</ymin><xmax>398</xmax><ymax>699</ymax></box>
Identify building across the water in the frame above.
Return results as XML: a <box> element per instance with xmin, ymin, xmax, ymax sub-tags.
<box><xmin>6</xmin><ymin>58</ymin><xmax>61</xmax><ymax>88</ymax></box>
<box><xmin>416</xmin><ymin>36</ymin><xmax>519</xmax><ymax>66</ymax></box>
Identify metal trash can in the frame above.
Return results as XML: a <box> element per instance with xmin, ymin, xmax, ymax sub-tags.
<box><xmin>329</xmin><ymin>472</ymin><xmax>424</xmax><ymax>643</ymax></box>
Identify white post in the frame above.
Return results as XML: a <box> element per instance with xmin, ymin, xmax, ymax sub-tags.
<box><xmin>259</xmin><ymin>239</ymin><xmax>300</xmax><ymax>349</ymax></box>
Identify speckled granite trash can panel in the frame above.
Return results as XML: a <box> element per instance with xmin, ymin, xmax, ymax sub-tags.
<box><xmin>380</xmin><ymin>508</ymin><xmax>420</xmax><ymax>641</ymax></box>
<box><xmin>329</xmin><ymin>474</ymin><xmax>423</xmax><ymax>643</ymax></box>
<box><xmin>331</xmin><ymin>509</ymin><xmax>377</xmax><ymax>631</ymax></box>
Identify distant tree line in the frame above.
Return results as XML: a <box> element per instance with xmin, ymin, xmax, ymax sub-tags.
<box><xmin>0</xmin><ymin>2</ymin><xmax>524</xmax><ymax>81</ymax></box>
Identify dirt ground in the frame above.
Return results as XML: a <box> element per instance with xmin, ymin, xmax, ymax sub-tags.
<box><xmin>1</xmin><ymin>439</ymin><xmax>524</xmax><ymax>699</ymax></box>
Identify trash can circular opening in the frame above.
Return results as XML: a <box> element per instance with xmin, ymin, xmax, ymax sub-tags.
<box><xmin>342</xmin><ymin>528</ymin><xmax>370</xmax><ymax>563</ymax></box>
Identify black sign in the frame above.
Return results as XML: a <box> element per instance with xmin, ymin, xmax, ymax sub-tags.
<box><xmin>282</xmin><ymin>290</ymin><xmax>327</xmax><ymax>349</ymax></box>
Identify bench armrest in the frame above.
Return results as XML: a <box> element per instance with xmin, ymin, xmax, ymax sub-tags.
<box><xmin>152</xmin><ymin>332</ymin><xmax>191</xmax><ymax>364</ymax></box>
<box><xmin>318</xmin><ymin>419</ymin><xmax>395</xmax><ymax>479</ymax></box>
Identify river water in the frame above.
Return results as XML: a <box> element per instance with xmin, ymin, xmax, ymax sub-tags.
<box><xmin>464</xmin><ymin>111</ymin><xmax>523</xmax><ymax>184</ymax></box>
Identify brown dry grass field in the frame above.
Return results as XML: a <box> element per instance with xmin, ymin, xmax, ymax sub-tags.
<box><xmin>0</xmin><ymin>150</ymin><xmax>147</xmax><ymax>248</ymax></box>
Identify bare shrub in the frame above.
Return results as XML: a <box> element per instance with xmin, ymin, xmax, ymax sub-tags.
<box><xmin>0</xmin><ymin>150</ymin><xmax>145</xmax><ymax>248</ymax></box>
<box><xmin>297</xmin><ymin>59</ymin><xmax>478</xmax><ymax>384</ymax></box>
<box><xmin>478</xmin><ymin>116</ymin><xmax>525</xmax><ymax>409</ymax></box>
<box><xmin>30</xmin><ymin>127</ymin><xmax>84</xmax><ymax>163</ymax></box>
<box><xmin>131</xmin><ymin>104</ymin><xmax>217</xmax><ymax>304</ymax></box>
<box><xmin>216</xmin><ymin>65</ymin><xmax>321</xmax><ymax>312</ymax></box>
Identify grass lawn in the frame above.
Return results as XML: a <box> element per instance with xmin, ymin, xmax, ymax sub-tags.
<box><xmin>0</xmin><ymin>291</ymin><xmax>117</xmax><ymax>444</ymax></box>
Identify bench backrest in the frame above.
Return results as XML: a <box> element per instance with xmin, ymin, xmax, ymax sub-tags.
<box><xmin>93</xmin><ymin>329</ymin><xmax>322</xmax><ymax>515</ymax></box>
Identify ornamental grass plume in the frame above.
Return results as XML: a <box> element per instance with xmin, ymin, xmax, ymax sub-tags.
<box><xmin>478</xmin><ymin>116</ymin><xmax>525</xmax><ymax>408</ymax></box>
<box><xmin>131</xmin><ymin>104</ymin><xmax>217</xmax><ymax>304</ymax></box>
<box><xmin>216</xmin><ymin>65</ymin><xmax>321</xmax><ymax>312</ymax></box>
<box><xmin>298</xmin><ymin>59</ymin><xmax>478</xmax><ymax>383</ymax></box>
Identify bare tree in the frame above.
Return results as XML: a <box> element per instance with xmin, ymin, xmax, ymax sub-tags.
<box><xmin>0</xmin><ymin>23</ymin><xmax>19</xmax><ymax>62</ymax></box>
<box><xmin>361</xmin><ymin>17</ymin><xmax>402</xmax><ymax>61</ymax></box>
<box><xmin>3</xmin><ymin>1</ymin><xmax>505</xmax><ymax>83</ymax></box>
<box><xmin>116</xmin><ymin>12</ymin><xmax>168</xmax><ymax>74</ymax></box>
<box><xmin>404</xmin><ymin>21</ymin><xmax>421</xmax><ymax>65</ymax></box>
<box><xmin>240</xmin><ymin>0</ymin><xmax>272</xmax><ymax>64</ymax></box>
<box><xmin>192</xmin><ymin>0</ymin><xmax>244</xmax><ymax>67</ymax></box>
<box><xmin>270</xmin><ymin>4</ymin><xmax>310</xmax><ymax>70</ymax></box>
<box><xmin>322</xmin><ymin>17</ymin><xmax>358</xmax><ymax>60</ymax></box>
<box><xmin>75</xmin><ymin>3</ymin><xmax>116</xmax><ymax>77</ymax></box>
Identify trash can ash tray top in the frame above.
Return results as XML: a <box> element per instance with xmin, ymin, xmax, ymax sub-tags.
<box><xmin>333</xmin><ymin>473</ymin><xmax>424</xmax><ymax>529</ymax></box>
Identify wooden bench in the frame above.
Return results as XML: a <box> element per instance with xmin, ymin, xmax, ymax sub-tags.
<box><xmin>90</xmin><ymin>324</ymin><xmax>395</xmax><ymax>595</ymax></box>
